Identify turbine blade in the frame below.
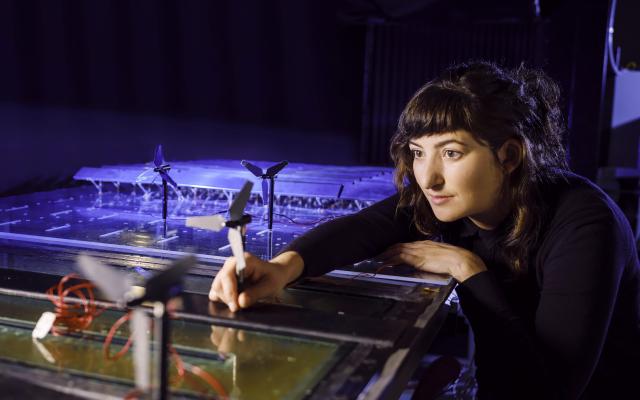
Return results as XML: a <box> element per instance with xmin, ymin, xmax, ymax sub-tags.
<box><xmin>140</xmin><ymin>255</ymin><xmax>197</xmax><ymax>304</ymax></box>
<box><xmin>160</xmin><ymin>171</ymin><xmax>178</xmax><ymax>189</ymax></box>
<box><xmin>227</xmin><ymin>229</ymin><xmax>246</xmax><ymax>276</ymax></box>
<box><xmin>240</xmin><ymin>160</ymin><xmax>263</xmax><ymax>177</ymax></box>
<box><xmin>229</xmin><ymin>181</ymin><xmax>253</xmax><ymax>221</ymax></box>
<box><xmin>266</xmin><ymin>160</ymin><xmax>288</xmax><ymax>177</ymax></box>
<box><xmin>186</xmin><ymin>215</ymin><xmax>225</xmax><ymax>232</ymax></box>
<box><xmin>131</xmin><ymin>309</ymin><xmax>151</xmax><ymax>391</ymax></box>
<box><xmin>154</xmin><ymin>145</ymin><xmax>164</xmax><ymax>167</ymax></box>
<box><xmin>76</xmin><ymin>254</ymin><xmax>131</xmax><ymax>302</ymax></box>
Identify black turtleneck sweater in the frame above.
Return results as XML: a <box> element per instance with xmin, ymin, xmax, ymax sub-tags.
<box><xmin>284</xmin><ymin>172</ymin><xmax>640</xmax><ymax>399</ymax></box>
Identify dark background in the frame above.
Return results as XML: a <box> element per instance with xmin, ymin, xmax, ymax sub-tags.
<box><xmin>0</xmin><ymin>0</ymin><xmax>637</xmax><ymax>196</ymax></box>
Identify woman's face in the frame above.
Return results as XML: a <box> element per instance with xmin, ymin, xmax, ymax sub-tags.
<box><xmin>409</xmin><ymin>130</ymin><xmax>509</xmax><ymax>230</ymax></box>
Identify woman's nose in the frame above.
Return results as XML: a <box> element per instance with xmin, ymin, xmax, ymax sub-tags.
<box><xmin>421</xmin><ymin>160</ymin><xmax>444</xmax><ymax>189</ymax></box>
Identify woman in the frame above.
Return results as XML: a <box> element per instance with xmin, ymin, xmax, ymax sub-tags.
<box><xmin>210</xmin><ymin>61</ymin><xmax>640</xmax><ymax>399</ymax></box>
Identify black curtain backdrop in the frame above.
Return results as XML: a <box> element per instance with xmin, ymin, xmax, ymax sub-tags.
<box><xmin>0</xmin><ymin>0</ymin><xmax>366</xmax><ymax>194</ymax></box>
<box><xmin>0</xmin><ymin>0</ymin><xmax>615</xmax><ymax>195</ymax></box>
<box><xmin>0</xmin><ymin>0</ymin><xmax>364</xmax><ymax>131</ymax></box>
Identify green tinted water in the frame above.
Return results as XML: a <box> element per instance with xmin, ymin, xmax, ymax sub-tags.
<box><xmin>0</xmin><ymin>293</ymin><xmax>341</xmax><ymax>399</ymax></box>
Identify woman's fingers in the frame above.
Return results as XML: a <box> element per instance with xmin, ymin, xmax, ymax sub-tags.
<box><xmin>383</xmin><ymin>251</ymin><xmax>421</xmax><ymax>267</ymax></box>
<box><xmin>220</xmin><ymin>273</ymin><xmax>239</xmax><ymax>312</ymax></box>
<box><xmin>208</xmin><ymin>281</ymin><xmax>220</xmax><ymax>302</ymax></box>
<box><xmin>209</xmin><ymin>272</ymin><xmax>225</xmax><ymax>302</ymax></box>
<box><xmin>241</xmin><ymin>252</ymin><xmax>263</xmax><ymax>280</ymax></box>
<box><xmin>210</xmin><ymin>252</ymin><xmax>282</xmax><ymax>311</ymax></box>
<box><xmin>378</xmin><ymin>243</ymin><xmax>423</xmax><ymax>262</ymax></box>
<box><xmin>377</xmin><ymin>241</ymin><xmax>450</xmax><ymax>272</ymax></box>
<box><xmin>238</xmin><ymin>275</ymin><xmax>280</xmax><ymax>309</ymax></box>
<box><xmin>209</xmin><ymin>257</ymin><xmax>240</xmax><ymax>311</ymax></box>
<box><xmin>238</xmin><ymin>254</ymin><xmax>286</xmax><ymax>308</ymax></box>
<box><xmin>378</xmin><ymin>240</ymin><xmax>477</xmax><ymax>278</ymax></box>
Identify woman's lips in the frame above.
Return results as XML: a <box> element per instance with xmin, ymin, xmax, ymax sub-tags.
<box><xmin>428</xmin><ymin>194</ymin><xmax>453</xmax><ymax>205</ymax></box>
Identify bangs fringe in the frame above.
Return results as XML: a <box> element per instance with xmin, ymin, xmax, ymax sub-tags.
<box><xmin>397</xmin><ymin>86</ymin><xmax>475</xmax><ymax>138</ymax></box>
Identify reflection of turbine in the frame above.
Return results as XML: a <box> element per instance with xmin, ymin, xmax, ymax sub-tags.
<box><xmin>186</xmin><ymin>181</ymin><xmax>253</xmax><ymax>291</ymax></box>
<box><xmin>241</xmin><ymin>160</ymin><xmax>287</xmax><ymax>231</ymax></box>
<box><xmin>77</xmin><ymin>254</ymin><xmax>196</xmax><ymax>399</ymax></box>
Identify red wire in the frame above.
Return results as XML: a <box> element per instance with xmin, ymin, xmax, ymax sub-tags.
<box><xmin>123</xmin><ymin>388</ymin><xmax>145</xmax><ymax>400</ymax></box>
<box><xmin>187</xmin><ymin>364</ymin><xmax>229</xmax><ymax>399</ymax></box>
<box><xmin>170</xmin><ymin>345</ymin><xmax>186</xmax><ymax>380</ymax></box>
<box><xmin>46</xmin><ymin>273</ymin><xmax>105</xmax><ymax>335</ymax></box>
<box><xmin>170</xmin><ymin>345</ymin><xmax>229</xmax><ymax>399</ymax></box>
<box><xmin>103</xmin><ymin>311</ymin><xmax>134</xmax><ymax>360</ymax></box>
<box><xmin>47</xmin><ymin>274</ymin><xmax>229</xmax><ymax>399</ymax></box>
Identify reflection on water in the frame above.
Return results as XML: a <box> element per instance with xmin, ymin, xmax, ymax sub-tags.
<box><xmin>0</xmin><ymin>293</ymin><xmax>342</xmax><ymax>399</ymax></box>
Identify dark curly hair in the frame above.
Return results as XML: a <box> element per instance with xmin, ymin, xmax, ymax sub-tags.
<box><xmin>390</xmin><ymin>61</ymin><xmax>568</xmax><ymax>275</ymax></box>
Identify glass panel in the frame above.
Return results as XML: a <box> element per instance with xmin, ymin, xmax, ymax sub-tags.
<box><xmin>0</xmin><ymin>293</ymin><xmax>343</xmax><ymax>399</ymax></box>
<box><xmin>0</xmin><ymin>187</ymin><xmax>353</xmax><ymax>260</ymax></box>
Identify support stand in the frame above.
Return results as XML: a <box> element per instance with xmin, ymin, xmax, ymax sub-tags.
<box><xmin>162</xmin><ymin>180</ymin><xmax>168</xmax><ymax>238</ymax></box>
<box><xmin>268</xmin><ymin>176</ymin><xmax>275</xmax><ymax>230</ymax></box>
<box><xmin>153</xmin><ymin>302</ymin><xmax>170</xmax><ymax>400</ymax></box>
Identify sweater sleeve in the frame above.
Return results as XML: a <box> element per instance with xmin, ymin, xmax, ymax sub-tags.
<box><xmin>282</xmin><ymin>193</ymin><xmax>416</xmax><ymax>277</ymax></box>
<box><xmin>456</xmin><ymin>189</ymin><xmax>633</xmax><ymax>399</ymax></box>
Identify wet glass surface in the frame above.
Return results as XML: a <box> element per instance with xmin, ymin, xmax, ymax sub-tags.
<box><xmin>0</xmin><ymin>187</ymin><xmax>352</xmax><ymax>261</ymax></box>
<box><xmin>0</xmin><ymin>292</ymin><xmax>344</xmax><ymax>399</ymax></box>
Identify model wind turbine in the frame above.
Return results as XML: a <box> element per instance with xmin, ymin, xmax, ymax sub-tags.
<box><xmin>152</xmin><ymin>145</ymin><xmax>179</xmax><ymax>238</ymax></box>
<box><xmin>240</xmin><ymin>160</ymin><xmax>287</xmax><ymax>231</ymax></box>
<box><xmin>186</xmin><ymin>181</ymin><xmax>253</xmax><ymax>291</ymax></box>
<box><xmin>77</xmin><ymin>254</ymin><xmax>197</xmax><ymax>400</ymax></box>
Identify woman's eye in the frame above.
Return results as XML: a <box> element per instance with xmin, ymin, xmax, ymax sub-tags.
<box><xmin>443</xmin><ymin>150</ymin><xmax>462</xmax><ymax>159</ymax></box>
<box><xmin>411</xmin><ymin>149</ymin><xmax>423</xmax><ymax>158</ymax></box>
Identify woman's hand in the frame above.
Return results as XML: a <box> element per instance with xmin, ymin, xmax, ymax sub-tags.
<box><xmin>378</xmin><ymin>240</ymin><xmax>487</xmax><ymax>282</ymax></box>
<box><xmin>209</xmin><ymin>251</ymin><xmax>304</xmax><ymax>311</ymax></box>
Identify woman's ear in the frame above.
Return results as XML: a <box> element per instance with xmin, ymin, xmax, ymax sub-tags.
<box><xmin>497</xmin><ymin>139</ymin><xmax>523</xmax><ymax>174</ymax></box>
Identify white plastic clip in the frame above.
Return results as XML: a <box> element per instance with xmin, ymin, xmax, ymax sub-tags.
<box><xmin>32</xmin><ymin>311</ymin><xmax>56</xmax><ymax>340</ymax></box>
